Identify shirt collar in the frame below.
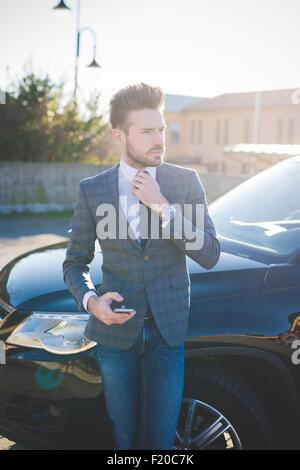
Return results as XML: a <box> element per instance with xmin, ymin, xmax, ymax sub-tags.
<box><xmin>119</xmin><ymin>157</ymin><xmax>156</xmax><ymax>182</ymax></box>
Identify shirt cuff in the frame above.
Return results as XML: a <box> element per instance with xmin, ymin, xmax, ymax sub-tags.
<box><xmin>83</xmin><ymin>291</ymin><xmax>98</xmax><ymax>313</ymax></box>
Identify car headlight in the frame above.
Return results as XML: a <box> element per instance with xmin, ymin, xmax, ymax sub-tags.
<box><xmin>6</xmin><ymin>312</ymin><xmax>96</xmax><ymax>355</ymax></box>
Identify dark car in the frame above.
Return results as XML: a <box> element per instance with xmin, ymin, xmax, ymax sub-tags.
<box><xmin>0</xmin><ymin>156</ymin><xmax>300</xmax><ymax>450</ymax></box>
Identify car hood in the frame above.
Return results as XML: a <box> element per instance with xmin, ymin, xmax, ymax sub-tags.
<box><xmin>0</xmin><ymin>241</ymin><xmax>268</xmax><ymax>313</ymax></box>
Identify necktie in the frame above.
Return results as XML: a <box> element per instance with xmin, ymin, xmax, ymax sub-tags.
<box><xmin>137</xmin><ymin>170</ymin><xmax>151</xmax><ymax>251</ymax></box>
<box><xmin>139</xmin><ymin>201</ymin><xmax>151</xmax><ymax>250</ymax></box>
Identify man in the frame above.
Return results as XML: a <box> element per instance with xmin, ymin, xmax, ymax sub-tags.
<box><xmin>63</xmin><ymin>83</ymin><xmax>220</xmax><ymax>450</ymax></box>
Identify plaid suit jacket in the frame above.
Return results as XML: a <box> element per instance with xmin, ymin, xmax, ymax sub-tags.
<box><xmin>63</xmin><ymin>161</ymin><xmax>220</xmax><ymax>349</ymax></box>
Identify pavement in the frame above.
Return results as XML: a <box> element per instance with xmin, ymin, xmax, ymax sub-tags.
<box><xmin>0</xmin><ymin>214</ymin><xmax>70</xmax><ymax>270</ymax></box>
<box><xmin>0</xmin><ymin>213</ymin><xmax>70</xmax><ymax>449</ymax></box>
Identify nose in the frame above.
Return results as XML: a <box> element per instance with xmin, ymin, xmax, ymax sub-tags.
<box><xmin>153</xmin><ymin>129</ymin><xmax>165</xmax><ymax>147</ymax></box>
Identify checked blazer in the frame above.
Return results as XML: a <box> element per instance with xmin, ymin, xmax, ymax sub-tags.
<box><xmin>62</xmin><ymin>161</ymin><xmax>221</xmax><ymax>350</ymax></box>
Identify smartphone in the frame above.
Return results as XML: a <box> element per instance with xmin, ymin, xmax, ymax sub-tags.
<box><xmin>114</xmin><ymin>308</ymin><xmax>135</xmax><ymax>314</ymax></box>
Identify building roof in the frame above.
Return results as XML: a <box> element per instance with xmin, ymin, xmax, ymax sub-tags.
<box><xmin>224</xmin><ymin>143</ymin><xmax>300</xmax><ymax>157</ymax></box>
<box><xmin>164</xmin><ymin>94</ymin><xmax>206</xmax><ymax>113</ymax></box>
<box><xmin>185</xmin><ymin>88</ymin><xmax>298</xmax><ymax>111</ymax></box>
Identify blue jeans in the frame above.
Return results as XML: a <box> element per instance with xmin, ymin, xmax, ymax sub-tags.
<box><xmin>96</xmin><ymin>315</ymin><xmax>185</xmax><ymax>450</ymax></box>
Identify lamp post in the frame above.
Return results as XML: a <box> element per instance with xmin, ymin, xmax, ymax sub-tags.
<box><xmin>53</xmin><ymin>0</ymin><xmax>101</xmax><ymax>102</ymax></box>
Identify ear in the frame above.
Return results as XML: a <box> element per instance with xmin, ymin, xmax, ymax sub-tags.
<box><xmin>111</xmin><ymin>128</ymin><xmax>126</xmax><ymax>145</ymax></box>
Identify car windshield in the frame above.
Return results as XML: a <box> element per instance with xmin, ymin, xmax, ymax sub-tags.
<box><xmin>210</xmin><ymin>159</ymin><xmax>300</xmax><ymax>257</ymax></box>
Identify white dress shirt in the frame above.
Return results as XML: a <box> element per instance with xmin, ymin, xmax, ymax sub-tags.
<box><xmin>118</xmin><ymin>158</ymin><xmax>156</xmax><ymax>241</ymax></box>
<box><xmin>83</xmin><ymin>158</ymin><xmax>175</xmax><ymax>312</ymax></box>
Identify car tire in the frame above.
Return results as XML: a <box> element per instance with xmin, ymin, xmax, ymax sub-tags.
<box><xmin>183</xmin><ymin>363</ymin><xmax>274</xmax><ymax>450</ymax></box>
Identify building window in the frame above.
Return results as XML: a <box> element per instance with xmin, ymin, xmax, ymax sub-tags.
<box><xmin>276</xmin><ymin>118</ymin><xmax>283</xmax><ymax>143</ymax></box>
<box><xmin>223</xmin><ymin>120</ymin><xmax>229</xmax><ymax>144</ymax></box>
<box><xmin>244</xmin><ymin>119</ymin><xmax>250</xmax><ymax>143</ymax></box>
<box><xmin>221</xmin><ymin>161</ymin><xmax>227</xmax><ymax>174</ymax></box>
<box><xmin>190</xmin><ymin>120</ymin><xmax>195</xmax><ymax>144</ymax></box>
<box><xmin>216</xmin><ymin>120</ymin><xmax>221</xmax><ymax>144</ymax></box>
<box><xmin>288</xmin><ymin>118</ymin><xmax>294</xmax><ymax>144</ymax></box>
<box><xmin>198</xmin><ymin>120</ymin><xmax>202</xmax><ymax>144</ymax></box>
<box><xmin>169</xmin><ymin>123</ymin><xmax>181</xmax><ymax>145</ymax></box>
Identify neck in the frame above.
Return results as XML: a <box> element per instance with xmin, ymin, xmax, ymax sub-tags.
<box><xmin>120</xmin><ymin>155</ymin><xmax>147</xmax><ymax>170</ymax></box>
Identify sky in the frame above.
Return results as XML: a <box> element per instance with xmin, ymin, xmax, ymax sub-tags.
<box><xmin>1</xmin><ymin>0</ymin><xmax>300</xmax><ymax>117</ymax></box>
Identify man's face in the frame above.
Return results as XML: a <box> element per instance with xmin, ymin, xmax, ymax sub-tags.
<box><xmin>120</xmin><ymin>108</ymin><xmax>166</xmax><ymax>168</ymax></box>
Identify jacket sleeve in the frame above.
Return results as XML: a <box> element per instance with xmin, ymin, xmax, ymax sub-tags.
<box><xmin>162</xmin><ymin>169</ymin><xmax>221</xmax><ymax>269</ymax></box>
<box><xmin>62</xmin><ymin>181</ymin><xmax>97</xmax><ymax>311</ymax></box>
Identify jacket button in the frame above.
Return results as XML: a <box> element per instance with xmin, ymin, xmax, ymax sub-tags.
<box><xmin>144</xmin><ymin>255</ymin><xmax>150</xmax><ymax>261</ymax></box>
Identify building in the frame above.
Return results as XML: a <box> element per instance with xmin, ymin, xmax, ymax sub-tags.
<box><xmin>165</xmin><ymin>88</ymin><xmax>300</xmax><ymax>176</ymax></box>
<box><xmin>224</xmin><ymin>143</ymin><xmax>300</xmax><ymax>176</ymax></box>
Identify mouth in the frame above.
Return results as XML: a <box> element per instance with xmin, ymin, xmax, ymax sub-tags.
<box><xmin>150</xmin><ymin>150</ymin><xmax>163</xmax><ymax>154</ymax></box>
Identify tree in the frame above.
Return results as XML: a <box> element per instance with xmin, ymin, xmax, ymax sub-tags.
<box><xmin>0</xmin><ymin>67</ymin><xmax>109</xmax><ymax>162</ymax></box>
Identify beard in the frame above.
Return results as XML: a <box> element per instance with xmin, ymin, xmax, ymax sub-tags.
<box><xmin>125</xmin><ymin>139</ymin><xmax>164</xmax><ymax>168</ymax></box>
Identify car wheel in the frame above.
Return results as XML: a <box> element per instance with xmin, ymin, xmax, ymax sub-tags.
<box><xmin>174</xmin><ymin>364</ymin><xmax>274</xmax><ymax>450</ymax></box>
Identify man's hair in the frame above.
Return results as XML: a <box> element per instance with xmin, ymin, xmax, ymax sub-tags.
<box><xmin>109</xmin><ymin>82</ymin><xmax>165</xmax><ymax>133</ymax></box>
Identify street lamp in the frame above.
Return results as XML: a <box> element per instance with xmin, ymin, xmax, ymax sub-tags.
<box><xmin>53</xmin><ymin>0</ymin><xmax>71</xmax><ymax>16</ymax></box>
<box><xmin>52</xmin><ymin>0</ymin><xmax>101</xmax><ymax>102</ymax></box>
<box><xmin>75</xmin><ymin>26</ymin><xmax>101</xmax><ymax>100</ymax></box>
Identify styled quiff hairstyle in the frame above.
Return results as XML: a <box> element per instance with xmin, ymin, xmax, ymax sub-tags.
<box><xmin>109</xmin><ymin>82</ymin><xmax>165</xmax><ymax>133</ymax></box>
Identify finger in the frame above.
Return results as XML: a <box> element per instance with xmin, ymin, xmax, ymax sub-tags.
<box><xmin>131</xmin><ymin>189</ymin><xmax>144</xmax><ymax>202</ymax></box>
<box><xmin>132</xmin><ymin>175</ymin><xmax>145</xmax><ymax>183</ymax></box>
<box><xmin>109</xmin><ymin>311</ymin><xmax>136</xmax><ymax>324</ymax></box>
<box><xmin>131</xmin><ymin>184</ymin><xmax>143</xmax><ymax>193</ymax></box>
<box><xmin>119</xmin><ymin>312</ymin><xmax>136</xmax><ymax>324</ymax></box>
<box><xmin>133</xmin><ymin>178</ymin><xmax>146</xmax><ymax>186</ymax></box>
<box><xmin>104</xmin><ymin>291</ymin><xmax>124</xmax><ymax>303</ymax></box>
<box><xmin>131</xmin><ymin>185</ymin><xmax>143</xmax><ymax>191</ymax></box>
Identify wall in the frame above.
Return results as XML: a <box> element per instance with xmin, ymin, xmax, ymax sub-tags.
<box><xmin>0</xmin><ymin>161</ymin><xmax>246</xmax><ymax>213</ymax></box>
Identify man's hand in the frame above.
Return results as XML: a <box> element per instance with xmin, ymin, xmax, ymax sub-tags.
<box><xmin>131</xmin><ymin>170</ymin><xmax>170</xmax><ymax>214</ymax></box>
<box><xmin>87</xmin><ymin>292</ymin><xmax>136</xmax><ymax>326</ymax></box>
